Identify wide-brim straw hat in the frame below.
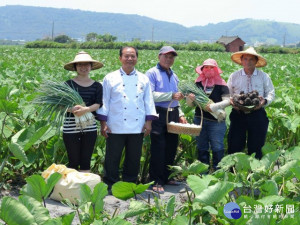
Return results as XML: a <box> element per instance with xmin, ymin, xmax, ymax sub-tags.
<box><xmin>64</xmin><ymin>51</ymin><xmax>103</xmax><ymax>71</ymax></box>
<box><xmin>231</xmin><ymin>47</ymin><xmax>267</xmax><ymax>68</ymax></box>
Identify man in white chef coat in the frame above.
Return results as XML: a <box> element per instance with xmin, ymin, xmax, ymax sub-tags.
<box><xmin>96</xmin><ymin>46</ymin><xmax>157</xmax><ymax>192</ymax></box>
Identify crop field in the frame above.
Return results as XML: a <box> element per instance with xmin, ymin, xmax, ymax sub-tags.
<box><xmin>0</xmin><ymin>46</ymin><xmax>299</xmax><ymax>224</ymax></box>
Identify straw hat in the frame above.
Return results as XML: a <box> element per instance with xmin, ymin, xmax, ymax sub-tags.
<box><xmin>231</xmin><ymin>47</ymin><xmax>267</xmax><ymax>68</ymax></box>
<box><xmin>64</xmin><ymin>51</ymin><xmax>103</xmax><ymax>71</ymax></box>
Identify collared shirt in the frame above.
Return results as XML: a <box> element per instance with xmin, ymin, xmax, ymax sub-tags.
<box><xmin>96</xmin><ymin>68</ymin><xmax>157</xmax><ymax>134</ymax></box>
<box><xmin>227</xmin><ymin>68</ymin><xmax>275</xmax><ymax>106</ymax></box>
<box><xmin>145</xmin><ymin>63</ymin><xmax>179</xmax><ymax>108</ymax></box>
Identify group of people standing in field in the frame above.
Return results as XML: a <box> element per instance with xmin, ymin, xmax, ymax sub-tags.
<box><xmin>62</xmin><ymin>45</ymin><xmax>275</xmax><ymax>194</ymax></box>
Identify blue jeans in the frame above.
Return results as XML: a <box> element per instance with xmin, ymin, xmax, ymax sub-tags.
<box><xmin>193</xmin><ymin>117</ymin><xmax>226</xmax><ymax>170</ymax></box>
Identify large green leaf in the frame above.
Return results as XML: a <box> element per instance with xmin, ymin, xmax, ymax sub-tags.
<box><xmin>91</xmin><ymin>182</ymin><xmax>108</xmax><ymax>213</ymax></box>
<box><xmin>187</xmin><ymin>175</ymin><xmax>217</xmax><ymax>195</ymax></box>
<box><xmin>18</xmin><ymin>195</ymin><xmax>50</xmax><ymax>224</ymax></box>
<box><xmin>8</xmin><ymin>142</ymin><xmax>29</xmax><ymax>164</ymax></box>
<box><xmin>259</xmin><ymin>180</ymin><xmax>278</xmax><ymax>196</ymax></box>
<box><xmin>0</xmin><ymin>86</ymin><xmax>14</xmax><ymax>99</ymax></box>
<box><xmin>260</xmin><ymin>151</ymin><xmax>281</xmax><ymax>170</ymax></box>
<box><xmin>112</xmin><ymin>181</ymin><xmax>152</xmax><ymax>200</ymax></box>
<box><xmin>273</xmin><ymin>160</ymin><xmax>298</xmax><ymax>181</ymax></box>
<box><xmin>194</xmin><ymin>181</ymin><xmax>234</xmax><ymax>206</ymax></box>
<box><xmin>186</xmin><ymin>160</ymin><xmax>209</xmax><ymax>175</ymax></box>
<box><xmin>24</xmin><ymin>125</ymin><xmax>52</xmax><ymax>151</ymax></box>
<box><xmin>0</xmin><ymin>196</ymin><xmax>36</xmax><ymax>225</ymax></box>
<box><xmin>79</xmin><ymin>183</ymin><xmax>92</xmax><ymax>203</ymax></box>
<box><xmin>44</xmin><ymin>172</ymin><xmax>62</xmax><ymax>199</ymax></box>
<box><xmin>257</xmin><ymin>195</ymin><xmax>285</xmax><ymax>206</ymax></box>
<box><xmin>0</xmin><ymin>99</ymin><xmax>18</xmax><ymax>114</ymax></box>
<box><xmin>21</xmin><ymin>174</ymin><xmax>47</xmax><ymax>202</ymax></box>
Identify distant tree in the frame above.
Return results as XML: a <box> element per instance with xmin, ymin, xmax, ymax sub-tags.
<box><xmin>97</xmin><ymin>33</ymin><xmax>117</xmax><ymax>42</ymax></box>
<box><xmin>86</xmin><ymin>32</ymin><xmax>98</xmax><ymax>42</ymax></box>
<box><xmin>54</xmin><ymin>34</ymin><xmax>73</xmax><ymax>43</ymax></box>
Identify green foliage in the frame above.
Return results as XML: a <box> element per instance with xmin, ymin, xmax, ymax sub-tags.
<box><xmin>111</xmin><ymin>181</ymin><xmax>153</xmax><ymax>200</ymax></box>
<box><xmin>20</xmin><ymin>172</ymin><xmax>62</xmax><ymax>206</ymax></box>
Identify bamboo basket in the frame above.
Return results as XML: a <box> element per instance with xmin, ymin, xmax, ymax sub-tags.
<box><xmin>166</xmin><ymin>100</ymin><xmax>203</xmax><ymax>136</ymax></box>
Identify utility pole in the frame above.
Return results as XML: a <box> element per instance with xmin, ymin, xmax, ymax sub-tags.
<box><xmin>51</xmin><ymin>21</ymin><xmax>54</xmax><ymax>41</ymax></box>
<box><xmin>283</xmin><ymin>32</ymin><xmax>286</xmax><ymax>47</ymax></box>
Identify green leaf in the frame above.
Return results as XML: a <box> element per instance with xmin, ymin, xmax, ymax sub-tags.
<box><xmin>18</xmin><ymin>195</ymin><xmax>50</xmax><ymax>225</ymax></box>
<box><xmin>45</xmin><ymin>172</ymin><xmax>62</xmax><ymax>199</ymax></box>
<box><xmin>106</xmin><ymin>217</ymin><xmax>132</xmax><ymax>225</ymax></box>
<box><xmin>8</xmin><ymin>142</ymin><xmax>29</xmax><ymax>164</ymax></box>
<box><xmin>203</xmin><ymin>205</ymin><xmax>218</xmax><ymax>215</ymax></box>
<box><xmin>21</xmin><ymin>175</ymin><xmax>47</xmax><ymax>202</ymax></box>
<box><xmin>79</xmin><ymin>183</ymin><xmax>92</xmax><ymax>203</ymax></box>
<box><xmin>0</xmin><ymin>196</ymin><xmax>36</xmax><ymax>225</ymax></box>
<box><xmin>187</xmin><ymin>175</ymin><xmax>217</xmax><ymax>195</ymax></box>
<box><xmin>60</xmin><ymin>212</ymin><xmax>76</xmax><ymax>225</ymax></box>
<box><xmin>112</xmin><ymin>181</ymin><xmax>152</xmax><ymax>200</ymax></box>
<box><xmin>171</xmin><ymin>215</ymin><xmax>190</xmax><ymax>225</ymax></box>
<box><xmin>0</xmin><ymin>86</ymin><xmax>14</xmax><ymax>99</ymax></box>
<box><xmin>259</xmin><ymin>180</ymin><xmax>278</xmax><ymax>196</ymax></box>
<box><xmin>91</xmin><ymin>182</ymin><xmax>108</xmax><ymax>213</ymax></box>
<box><xmin>262</xmin><ymin>142</ymin><xmax>277</xmax><ymax>155</ymax></box>
<box><xmin>121</xmin><ymin>200</ymin><xmax>149</xmax><ymax>219</ymax></box>
<box><xmin>166</xmin><ymin>195</ymin><xmax>176</xmax><ymax>217</ymax></box>
<box><xmin>260</xmin><ymin>151</ymin><xmax>281</xmax><ymax>170</ymax></box>
<box><xmin>194</xmin><ymin>181</ymin><xmax>234</xmax><ymax>206</ymax></box>
<box><xmin>257</xmin><ymin>195</ymin><xmax>285</xmax><ymax>206</ymax></box>
<box><xmin>24</xmin><ymin>125</ymin><xmax>52</xmax><ymax>151</ymax></box>
<box><xmin>273</xmin><ymin>160</ymin><xmax>298</xmax><ymax>181</ymax></box>
<box><xmin>186</xmin><ymin>161</ymin><xmax>209</xmax><ymax>175</ymax></box>
<box><xmin>0</xmin><ymin>99</ymin><xmax>18</xmax><ymax>114</ymax></box>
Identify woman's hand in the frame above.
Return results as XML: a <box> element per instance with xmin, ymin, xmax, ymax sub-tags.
<box><xmin>187</xmin><ymin>93</ymin><xmax>195</xmax><ymax>101</ymax></box>
<box><xmin>72</xmin><ymin>105</ymin><xmax>90</xmax><ymax>117</ymax></box>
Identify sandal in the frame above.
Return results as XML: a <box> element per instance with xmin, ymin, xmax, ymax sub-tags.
<box><xmin>167</xmin><ymin>180</ymin><xmax>181</xmax><ymax>186</ymax></box>
<box><xmin>152</xmin><ymin>184</ymin><xmax>164</xmax><ymax>194</ymax></box>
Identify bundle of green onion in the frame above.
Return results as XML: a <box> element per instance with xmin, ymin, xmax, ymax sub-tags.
<box><xmin>32</xmin><ymin>81</ymin><xmax>95</xmax><ymax>129</ymax></box>
<box><xmin>178</xmin><ymin>81</ymin><xmax>226</xmax><ymax>121</ymax></box>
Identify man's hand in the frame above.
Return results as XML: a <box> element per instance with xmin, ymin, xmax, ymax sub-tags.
<box><xmin>172</xmin><ymin>92</ymin><xmax>184</xmax><ymax>101</ymax></box>
<box><xmin>143</xmin><ymin>121</ymin><xmax>152</xmax><ymax>137</ymax></box>
<box><xmin>254</xmin><ymin>96</ymin><xmax>266</xmax><ymax>110</ymax></box>
<box><xmin>100</xmin><ymin>121</ymin><xmax>111</xmax><ymax>138</ymax></box>
<box><xmin>179</xmin><ymin>116</ymin><xmax>187</xmax><ymax>124</ymax></box>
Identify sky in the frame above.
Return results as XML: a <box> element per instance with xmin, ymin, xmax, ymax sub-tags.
<box><xmin>1</xmin><ymin>0</ymin><xmax>299</xmax><ymax>27</ymax></box>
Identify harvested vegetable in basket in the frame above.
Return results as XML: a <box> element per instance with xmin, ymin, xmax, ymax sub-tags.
<box><xmin>179</xmin><ymin>81</ymin><xmax>226</xmax><ymax>121</ymax></box>
<box><xmin>32</xmin><ymin>80</ymin><xmax>95</xmax><ymax>129</ymax></box>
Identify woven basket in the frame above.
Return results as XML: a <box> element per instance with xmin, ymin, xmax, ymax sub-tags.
<box><xmin>166</xmin><ymin>100</ymin><xmax>203</xmax><ymax>136</ymax></box>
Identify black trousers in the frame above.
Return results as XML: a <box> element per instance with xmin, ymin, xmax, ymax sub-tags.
<box><xmin>63</xmin><ymin>131</ymin><xmax>97</xmax><ymax>170</ymax></box>
<box><xmin>149</xmin><ymin>107</ymin><xmax>179</xmax><ymax>185</ymax></box>
<box><xmin>227</xmin><ymin>108</ymin><xmax>269</xmax><ymax>159</ymax></box>
<box><xmin>103</xmin><ymin>133</ymin><xmax>144</xmax><ymax>189</ymax></box>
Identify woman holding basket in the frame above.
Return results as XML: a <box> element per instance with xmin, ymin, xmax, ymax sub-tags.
<box><xmin>187</xmin><ymin>59</ymin><xmax>230</xmax><ymax>171</ymax></box>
